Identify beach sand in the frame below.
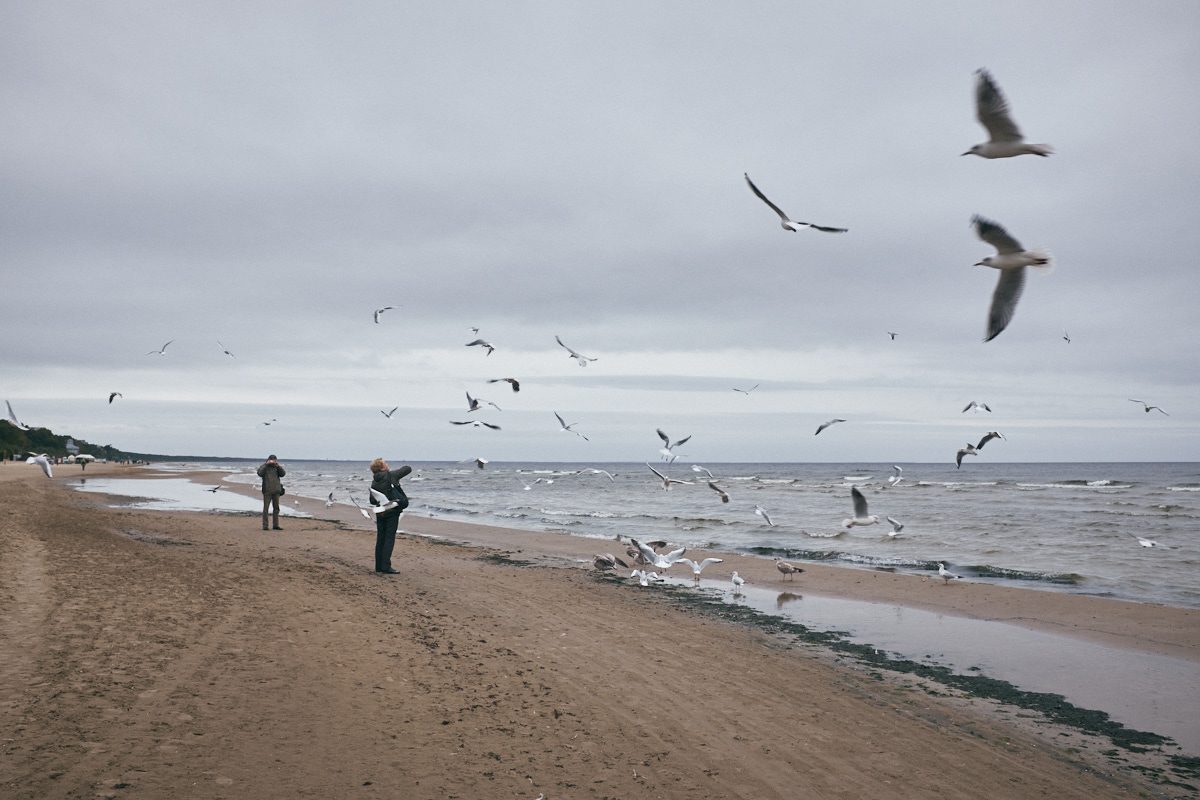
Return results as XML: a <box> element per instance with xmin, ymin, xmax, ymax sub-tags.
<box><xmin>2</xmin><ymin>462</ymin><xmax>1196</xmax><ymax>799</ymax></box>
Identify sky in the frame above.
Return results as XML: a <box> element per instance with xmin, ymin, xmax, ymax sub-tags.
<box><xmin>2</xmin><ymin>1</ymin><xmax>1198</xmax><ymax>463</ymax></box>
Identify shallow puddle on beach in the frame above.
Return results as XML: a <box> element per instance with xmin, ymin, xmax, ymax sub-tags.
<box><xmin>678</xmin><ymin>575</ymin><xmax>1200</xmax><ymax>753</ymax></box>
<box><xmin>72</xmin><ymin>477</ymin><xmax>310</xmax><ymax>517</ymax></box>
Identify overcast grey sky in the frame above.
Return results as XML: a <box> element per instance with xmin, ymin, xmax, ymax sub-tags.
<box><xmin>3</xmin><ymin>1</ymin><xmax>1197</xmax><ymax>462</ymax></box>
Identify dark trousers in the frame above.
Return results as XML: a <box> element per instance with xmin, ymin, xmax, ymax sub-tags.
<box><xmin>262</xmin><ymin>492</ymin><xmax>280</xmax><ymax>528</ymax></box>
<box><xmin>375</xmin><ymin>511</ymin><xmax>400</xmax><ymax>571</ymax></box>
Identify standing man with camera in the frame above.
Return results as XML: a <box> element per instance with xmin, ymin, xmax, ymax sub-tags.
<box><xmin>257</xmin><ymin>454</ymin><xmax>286</xmax><ymax>531</ymax></box>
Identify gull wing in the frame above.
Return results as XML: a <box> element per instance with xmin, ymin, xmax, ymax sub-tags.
<box><xmin>972</xmin><ymin>215</ymin><xmax>1023</xmax><ymax>254</ymax></box>
<box><xmin>656</xmin><ymin>428</ymin><xmax>671</xmax><ymax>447</ymax></box>
<box><xmin>672</xmin><ymin>434</ymin><xmax>692</xmax><ymax>448</ymax></box>
<box><xmin>984</xmin><ymin>267</ymin><xmax>1027</xmax><ymax>342</ymax></box>
<box><xmin>744</xmin><ymin>173</ymin><xmax>790</xmax><ymax>222</ymax></box>
<box><xmin>851</xmin><ymin>486</ymin><xmax>870</xmax><ymax>518</ymax></box>
<box><xmin>974</xmin><ymin>69</ymin><xmax>1024</xmax><ymax>143</ymax></box>
<box><xmin>806</xmin><ymin>222</ymin><xmax>849</xmax><ymax>234</ymax></box>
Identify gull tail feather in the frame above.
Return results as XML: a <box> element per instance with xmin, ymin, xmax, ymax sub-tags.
<box><xmin>1027</xmin><ymin>143</ymin><xmax>1054</xmax><ymax>157</ymax></box>
<box><xmin>1027</xmin><ymin>249</ymin><xmax>1053</xmax><ymax>273</ymax></box>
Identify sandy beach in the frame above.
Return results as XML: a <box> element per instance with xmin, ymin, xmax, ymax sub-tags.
<box><xmin>2</xmin><ymin>462</ymin><xmax>1197</xmax><ymax>799</ymax></box>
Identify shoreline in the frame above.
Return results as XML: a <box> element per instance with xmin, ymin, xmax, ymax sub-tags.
<box><xmin>3</xmin><ymin>462</ymin><xmax>1198</xmax><ymax>797</ymax></box>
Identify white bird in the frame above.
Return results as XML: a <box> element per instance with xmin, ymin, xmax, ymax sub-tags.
<box><xmin>743</xmin><ymin>173</ymin><xmax>848</xmax><ymax>233</ymax></box>
<box><xmin>843</xmin><ymin>486</ymin><xmax>880</xmax><ymax>528</ymax></box>
<box><xmin>347</xmin><ymin>494</ymin><xmax>374</xmax><ymax>519</ymax></box>
<box><xmin>487</xmin><ymin>377</ymin><xmax>521</xmax><ymax>392</ymax></box>
<box><xmin>732</xmin><ymin>383</ymin><xmax>760</xmax><ymax>396</ymax></box>
<box><xmin>368</xmin><ymin>488</ymin><xmax>400</xmax><ymax>515</ymax></box>
<box><xmin>707</xmin><ymin>481</ymin><xmax>730</xmax><ymax>503</ymax></box>
<box><xmin>677</xmin><ymin>557</ymin><xmax>724</xmax><ymax>582</ymax></box>
<box><xmin>646</xmin><ymin>464</ymin><xmax>692</xmax><ymax>491</ymax></box>
<box><xmin>325</xmin><ymin>492</ymin><xmax>335</xmax><ymax>508</ymax></box>
<box><xmin>555</xmin><ymin>335</ymin><xmax>597</xmax><ymax>366</ymax></box>
<box><xmin>593</xmin><ymin>553</ymin><xmax>629</xmax><ymax>571</ymax></box>
<box><xmin>472</xmin><ymin>457</ymin><xmax>488</xmax><ymax>470</ymax></box>
<box><xmin>217</xmin><ymin>340</ymin><xmax>236</xmax><ymax>358</ymax></box>
<box><xmin>450</xmin><ymin>419</ymin><xmax>501</xmax><ymax>430</ymax></box>
<box><xmin>466</xmin><ymin>392</ymin><xmax>482</xmax><ymax>412</ymax></box>
<box><xmin>885</xmin><ymin>516</ymin><xmax>905</xmax><ymax>537</ymax></box>
<box><xmin>1129</xmin><ymin>399</ymin><xmax>1168</xmax><ymax>416</ymax></box>
<box><xmin>962</xmin><ymin>400</ymin><xmax>992</xmax><ymax>413</ymax></box>
<box><xmin>146</xmin><ymin>339</ymin><xmax>173</xmax><ymax>356</ymax></box>
<box><xmin>108</xmin><ymin>392</ymin><xmax>123</xmax><ymax>404</ymax></box>
<box><xmin>629</xmin><ymin>569</ymin><xmax>661</xmax><ymax>587</ymax></box>
<box><xmin>775</xmin><ymin>560</ymin><xmax>804</xmax><ymax>580</ymax></box>
<box><xmin>730</xmin><ymin>571</ymin><xmax>746</xmax><ymax>595</ymax></box>
<box><xmin>976</xmin><ymin>431</ymin><xmax>1005</xmax><ymax>450</ymax></box>
<box><xmin>1062</xmin><ymin>331</ymin><xmax>1071</xmax><ymax>344</ymax></box>
<box><xmin>631</xmin><ymin>538</ymin><xmax>687</xmax><ymax>570</ymax></box>
<box><xmin>554</xmin><ymin>411</ymin><xmax>589</xmax><ymax>441</ymax></box>
<box><xmin>582</xmin><ymin>468</ymin><xmax>616</xmax><ymax>482</ymax></box>
<box><xmin>373</xmin><ymin>306</ymin><xmax>395</xmax><ymax>324</ymax></box>
<box><xmin>754</xmin><ymin>505</ymin><xmax>775</xmax><ymax>527</ymax></box>
<box><xmin>691</xmin><ymin>465</ymin><xmax>716</xmax><ymax>479</ymax></box>
<box><xmin>972</xmin><ymin>215</ymin><xmax>1052</xmax><ymax>342</ymax></box>
<box><xmin>887</xmin><ymin>465</ymin><xmax>903</xmax><ymax>487</ymax></box>
<box><xmin>5</xmin><ymin>400</ymin><xmax>29</xmax><ymax>430</ymax></box>
<box><xmin>1130</xmin><ymin>534</ymin><xmax>1158</xmax><ymax>548</ymax></box>
<box><xmin>815</xmin><ymin>418</ymin><xmax>846</xmax><ymax>436</ymax></box>
<box><xmin>465</xmin><ymin>338</ymin><xmax>495</xmax><ymax>355</ymax></box>
<box><xmin>963</xmin><ymin>68</ymin><xmax>1053</xmax><ymax>159</ymax></box>
<box><xmin>955</xmin><ymin>443</ymin><xmax>978</xmax><ymax>468</ymax></box>
<box><xmin>26</xmin><ymin>454</ymin><xmax>53</xmax><ymax>478</ymax></box>
<box><xmin>656</xmin><ymin>428</ymin><xmax>691</xmax><ymax>461</ymax></box>
<box><xmin>937</xmin><ymin>563</ymin><xmax>961</xmax><ymax>584</ymax></box>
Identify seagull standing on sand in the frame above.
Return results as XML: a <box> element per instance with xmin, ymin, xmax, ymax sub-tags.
<box><xmin>5</xmin><ymin>400</ymin><xmax>30</xmax><ymax>430</ymax></box>
<box><xmin>955</xmin><ymin>443</ymin><xmax>978</xmax><ymax>468</ymax></box>
<box><xmin>754</xmin><ymin>505</ymin><xmax>775</xmax><ymax>527</ymax></box>
<box><xmin>971</xmin><ymin>214</ymin><xmax>1052</xmax><ymax>342</ymax></box>
<box><xmin>962</xmin><ymin>400</ymin><xmax>992</xmax><ymax>414</ymax></box>
<box><xmin>1129</xmin><ymin>399</ymin><xmax>1169</xmax><ymax>415</ymax></box>
<box><xmin>730</xmin><ymin>571</ymin><xmax>746</xmax><ymax>595</ymax></box>
<box><xmin>373</xmin><ymin>306</ymin><xmax>395</xmax><ymax>324</ymax></box>
<box><xmin>146</xmin><ymin>340</ymin><xmax>173</xmax><ymax>356</ymax></box>
<box><xmin>815</xmin><ymin>418</ymin><xmax>846</xmax><ymax>436</ymax></box>
<box><xmin>465</xmin><ymin>338</ymin><xmax>495</xmax><ymax>356</ymax></box>
<box><xmin>646</xmin><ymin>464</ymin><xmax>693</xmax><ymax>491</ymax></box>
<box><xmin>963</xmin><ymin>68</ymin><xmax>1053</xmax><ymax>159</ymax></box>
<box><xmin>938</xmin><ymin>563</ymin><xmax>961</xmax><ymax>584</ymax></box>
<box><xmin>775</xmin><ymin>560</ymin><xmax>804</xmax><ymax>580</ymax></box>
<box><xmin>677</xmin><ymin>557</ymin><xmax>724</xmax><ymax>583</ymax></box>
<box><xmin>108</xmin><ymin>392</ymin><xmax>123</xmax><ymax>404</ymax></box>
<box><xmin>555</xmin><ymin>335</ymin><xmax>597</xmax><ymax>366</ymax></box>
<box><xmin>554</xmin><ymin>412</ymin><xmax>589</xmax><ymax>441</ymax></box>
<box><xmin>843</xmin><ymin>486</ymin><xmax>880</xmax><ymax>528</ymax></box>
<box><xmin>743</xmin><ymin>173</ymin><xmax>848</xmax><ymax>233</ymax></box>
<box><xmin>26</xmin><ymin>454</ymin><xmax>53</xmax><ymax>478</ymax></box>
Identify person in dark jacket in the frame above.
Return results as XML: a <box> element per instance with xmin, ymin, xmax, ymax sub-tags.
<box><xmin>369</xmin><ymin>457</ymin><xmax>412</xmax><ymax>574</ymax></box>
<box><xmin>257</xmin><ymin>454</ymin><xmax>286</xmax><ymax>530</ymax></box>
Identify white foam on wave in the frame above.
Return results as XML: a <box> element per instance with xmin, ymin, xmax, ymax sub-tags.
<box><xmin>1169</xmin><ymin>486</ymin><xmax>1200</xmax><ymax>492</ymax></box>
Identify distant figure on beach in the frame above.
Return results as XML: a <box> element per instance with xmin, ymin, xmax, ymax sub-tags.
<box><xmin>257</xmin><ymin>455</ymin><xmax>286</xmax><ymax>531</ymax></box>
<box><xmin>369</xmin><ymin>457</ymin><xmax>412</xmax><ymax>574</ymax></box>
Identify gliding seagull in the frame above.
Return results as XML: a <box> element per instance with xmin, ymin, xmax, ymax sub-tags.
<box><xmin>962</xmin><ymin>400</ymin><xmax>992</xmax><ymax>413</ymax></box>
<box><xmin>1129</xmin><ymin>399</ymin><xmax>1168</xmax><ymax>415</ymax></box>
<box><xmin>555</xmin><ymin>335</ymin><xmax>597</xmax><ymax>366</ymax></box>
<box><xmin>843</xmin><ymin>486</ymin><xmax>880</xmax><ymax>528</ymax></box>
<box><xmin>754</xmin><ymin>505</ymin><xmax>775</xmax><ymax>527</ymax></box>
<box><xmin>373</xmin><ymin>306</ymin><xmax>395</xmax><ymax>324</ymax></box>
<box><xmin>963</xmin><ymin>69</ymin><xmax>1053</xmax><ymax>159</ymax></box>
<box><xmin>487</xmin><ymin>378</ymin><xmax>521</xmax><ymax>392</ymax></box>
<box><xmin>976</xmin><ymin>431</ymin><xmax>1005</xmax><ymax>450</ymax></box>
<box><xmin>955</xmin><ymin>443</ymin><xmax>977</xmax><ymax>468</ymax></box>
<box><xmin>972</xmin><ymin>214</ymin><xmax>1052</xmax><ymax>342</ymax></box>
<box><xmin>646</xmin><ymin>463</ymin><xmax>692</xmax><ymax>491</ymax></box>
<box><xmin>217</xmin><ymin>340</ymin><xmax>236</xmax><ymax>358</ymax></box>
<box><xmin>465</xmin><ymin>338</ymin><xmax>495</xmax><ymax>355</ymax></box>
<box><xmin>743</xmin><ymin>173</ymin><xmax>848</xmax><ymax>233</ymax></box>
<box><xmin>5</xmin><ymin>400</ymin><xmax>29</xmax><ymax>429</ymax></box>
<box><xmin>26</xmin><ymin>454</ymin><xmax>53</xmax><ymax>478</ymax></box>
<box><xmin>706</xmin><ymin>481</ymin><xmax>730</xmax><ymax>503</ymax></box>
<box><xmin>380</xmin><ymin>407</ymin><xmax>399</xmax><ymax>418</ymax></box>
<box><xmin>108</xmin><ymin>392</ymin><xmax>123</xmax><ymax>404</ymax></box>
<box><xmin>815</xmin><ymin>418</ymin><xmax>846</xmax><ymax>436</ymax></box>
<box><xmin>146</xmin><ymin>340</ymin><xmax>173</xmax><ymax>356</ymax></box>
<box><xmin>554</xmin><ymin>411</ymin><xmax>589</xmax><ymax>441</ymax></box>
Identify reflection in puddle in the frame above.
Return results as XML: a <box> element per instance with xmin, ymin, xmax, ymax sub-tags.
<box><xmin>72</xmin><ymin>477</ymin><xmax>310</xmax><ymax>517</ymax></box>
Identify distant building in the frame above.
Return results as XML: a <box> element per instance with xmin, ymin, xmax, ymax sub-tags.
<box><xmin>65</xmin><ymin>438</ymin><xmax>80</xmax><ymax>456</ymax></box>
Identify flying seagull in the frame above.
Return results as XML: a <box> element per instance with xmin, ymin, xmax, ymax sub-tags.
<box><xmin>472</xmin><ymin>457</ymin><xmax>488</xmax><ymax>470</ymax></box>
<box><xmin>955</xmin><ymin>443</ymin><xmax>978</xmax><ymax>468</ymax></box>
<box><xmin>678</xmin><ymin>557</ymin><xmax>724</xmax><ymax>583</ymax></box>
<box><xmin>962</xmin><ymin>400</ymin><xmax>992</xmax><ymax>413</ymax></box>
<box><xmin>754</xmin><ymin>505</ymin><xmax>775</xmax><ymax>527</ymax></box>
<box><xmin>775</xmin><ymin>560</ymin><xmax>804</xmax><ymax>580</ymax></box>
<box><xmin>217</xmin><ymin>340</ymin><xmax>236</xmax><ymax>358</ymax></box>
<box><xmin>963</xmin><ymin>68</ymin><xmax>1053</xmax><ymax>159</ymax></box>
<box><xmin>146</xmin><ymin>339</ymin><xmax>173</xmax><ymax>356</ymax></box>
<box><xmin>450</xmin><ymin>419</ymin><xmax>501</xmax><ymax>430</ymax></box>
<box><xmin>631</xmin><ymin>538</ymin><xmax>687</xmax><ymax>570</ymax></box>
<box><xmin>706</xmin><ymin>481</ymin><xmax>730</xmax><ymax>503</ymax></box>
<box><xmin>1129</xmin><ymin>399</ymin><xmax>1168</xmax><ymax>415</ymax></box>
<box><xmin>843</xmin><ymin>486</ymin><xmax>880</xmax><ymax>528</ymax></box>
<box><xmin>5</xmin><ymin>400</ymin><xmax>29</xmax><ymax>430</ymax></box>
<box><xmin>691</xmin><ymin>465</ymin><xmax>716</xmax><ymax>479</ymax></box>
<box><xmin>205</xmin><ymin>485</ymin><xmax>221</xmax><ymax>493</ymax></box>
<box><xmin>554</xmin><ymin>411</ymin><xmax>589</xmax><ymax>441</ymax></box>
<box><xmin>380</xmin><ymin>406</ymin><xmax>399</xmax><ymax>418</ymax></box>
<box><xmin>887</xmin><ymin>331</ymin><xmax>898</xmax><ymax>340</ymax></box>
<box><xmin>972</xmin><ymin>214</ymin><xmax>1052</xmax><ymax>342</ymax></box>
<box><xmin>487</xmin><ymin>378</ymin><xmax>521</xmax><ymax>392</ymax></box>
<box><xmin>26</xmin><ymin>454</ymin><xmax>53</xmax><ymax>478</ymax></box>
<box><xmin>466</xmin><ymin>392</ymin><xmax>482</xmax><ymax>413</ymax></box>
<box><xmin>1062</xmin><ymin>331</ymin><xmax>1071</xmax><ymax>344</ymax></box>
<box><xmin>743</xmin><ymin>173</ymin><xmax>848</xmax><ymax>233</ymax></box>
<box><xmin>555</xmin><ymin>335</ymin><xmax>597</xmax><ymax>366</ymax></box>
<box><xmin>976</xmin><ymin>431</ymin><xmax>1005</xmax><ymax>450</ymax></box>
<box><xmin>373</xmin><ymin>306</ymin><xmax>395</xmax><ymax>324</ymax></box>
<box><xmin>656</xmin><ymin>428</ymin><xmax>691</xmax><ymax>460</ymax></box>
<box><xmin>732</xmin><ymin>384</ymin><xmax>760</xmax><ymax>396</ymax></box>
<box><xmin>814</xmin><ymin>418</ymin><xmax>846</xmax><ymax>436</ymax></box>
<box><xmin>887</xmin><ymin>465</ymin><xmax>903</xmax><ymax>487</ymax></box>
<box><xmin>580</xmin><ymin>467</ymin><xmax>616</xmax><ymax>482</ymax></box>
<box><xmin>261</xmin><ymin>418</ymin><xmax>277</xmax><ymax>426</ymax></box>
<box><xmin>646</xmin><ymin>463</ymin><xmax>692</xmax><ymax>490</ymax></box>
<box><xmin>885</xmin><ymin>516</ymin><xmax>905</xmax><ymax>537</ymax></box>
<box><xmin>108</xmin><ymin>392</ymin><xmax>123</xmax><ymax>404</ymax></box>
<box><xmin>465</xmin><ymin>338</ymin><xmax>495</xmax><ymax>356</ymax></box>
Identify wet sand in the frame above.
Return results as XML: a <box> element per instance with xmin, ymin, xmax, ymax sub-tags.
<box><xmin>2</xmin><ymin>462</ymin><xmax>1197</xmax><ymax>799</ymax></box>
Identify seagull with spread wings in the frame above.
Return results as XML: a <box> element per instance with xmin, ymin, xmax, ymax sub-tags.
<box><xmin>146</xmin><ymin>339</ymin><xmax>173</xmax><ymax>356</ymax></box>
<box><xmin>465</xmin><ymin>338</ymin><xmax>495</xmax><ymax>356</ymax></box>
<box><xmin>814</xmin><ymin>418</ymin><xmax>846</xmax><ymax>436</ymax></box>
<box><xmin>972</xmin><ymin>214</ymin><xmax>1051</xmax><ymax>342</ymax></box>
<box><xmin>646</xmin><ymin>463</ymin><xmax>693</xmax><ymax>491</ymax></box>
<box><xmin>373</xmin><ymin>306</ymin><xmax>396</xmax><ymax>324</ymax></box>
<box><xmin>744</xmin><ymin>173</ymin><xmax>847</xmax><ymax>233</ymax></box>
<box><xmin>450</xmin><ymin>419</ymin><xmax>501</xmax><ymax>430</ymax></box>
<box><xmin>108</xmin><ymin>392</ymin><xmax>123</xmax><ymax>404</ymax></box>
<box><xmin>487</xmin><ymin>377</ymin><xmax>520</xmax><ymax>392</ymax></box>
<box><xmin>963</xmin><ymin>68</ymin><xmax>1053</xmax><ymax>159</ymax></box>
<box><xmin>842</xmin><ymin>486</ymin><xmax>880</xmax><ymax>528</ymax></box>
<box><xmin>1129</xmin><ymin>399</ymin><xmax>1168</xmax><ymax>415</ymax></box>
<box><xmin>554</xmin><ymin>411</ymin><xmax>589</xmax><ymax>441</ymax></box>
<box><xmin>555</xmin><ymin>335</ymin><xmax>597</xmax><ymax>366</ymax></box>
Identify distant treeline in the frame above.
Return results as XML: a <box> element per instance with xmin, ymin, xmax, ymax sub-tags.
<box><xmin>0</xmin><ymin>420</ymin><xmax>149</xmax><ymax>461</ymax></box>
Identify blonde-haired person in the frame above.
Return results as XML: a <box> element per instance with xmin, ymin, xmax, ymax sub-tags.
<box><xmin>369</xmin><ymin>457</ymin><xmax>412</xmax><ymax>574</ymax></box>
